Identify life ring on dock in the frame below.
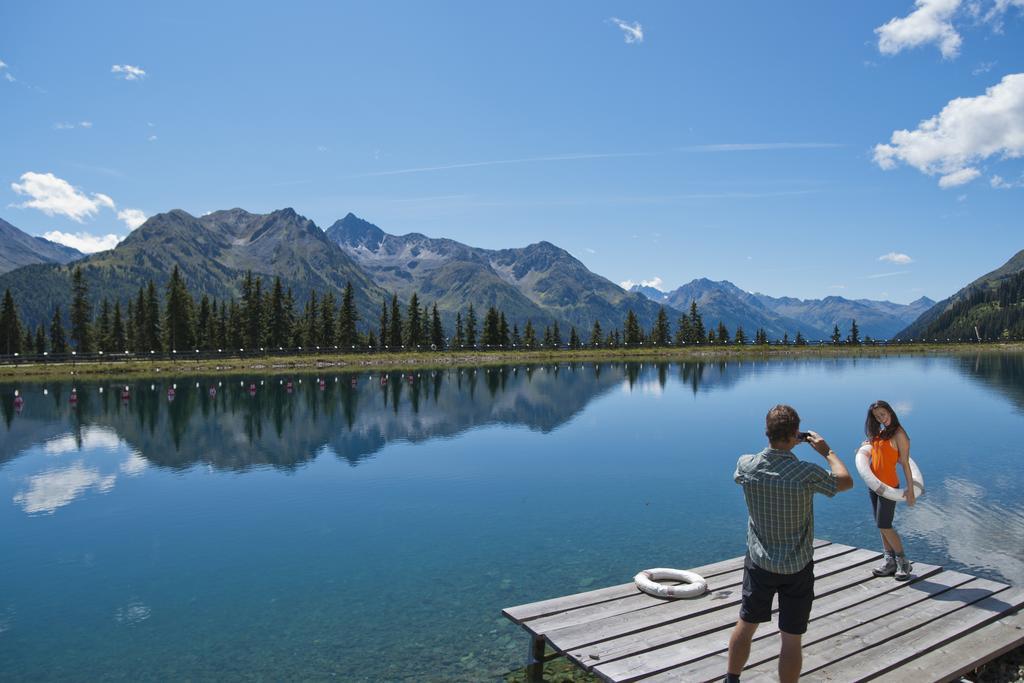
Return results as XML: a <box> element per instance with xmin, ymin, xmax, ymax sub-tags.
<box><xmin>854</xmin><ymin>443</ymin><xmax>924</xmax><ymax>502</ymax></box>
<box><xmin>634</xmin><ymin>568</ymin><xmax>707</xmax><ymax>599</ymax></box>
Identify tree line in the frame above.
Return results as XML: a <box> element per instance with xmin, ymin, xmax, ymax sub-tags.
<box><xmin>0</xmin><ymin>265</ymin><xmax>882</xmax><ymax>356</ymax></box>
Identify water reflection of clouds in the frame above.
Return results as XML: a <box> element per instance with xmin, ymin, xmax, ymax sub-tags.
<box><xmin>13</xmin><ymin>462</ymin><xmax>117</xmax><ymax>515</ymax></box>
<box><xmin>42</xmin><ymin>427</ymin><xmax>122</xmax><ymax>455</ymax></box>
<box><xmin>901</xmin><ymin>477</ymin><xmax>1024</xmax><ymax>586</ymax></box>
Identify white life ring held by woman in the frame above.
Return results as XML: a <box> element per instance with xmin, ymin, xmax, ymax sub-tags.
<box><xmin>855</xmin><ymin>443</ymin><xmax>923</xmax><ymax>502</ymax></box>
<box><xmin>634</xmin><ymin>568</ymin><xmax>707</xmax><ymax>599</ymax></box>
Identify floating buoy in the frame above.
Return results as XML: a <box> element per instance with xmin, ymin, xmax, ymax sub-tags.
<box><xmin>167</xmin><ymin>387</ymin><xmax>176</xmax><ymax>401</ymax></box>
<box><xmin>13</xmin><ymin>390</ymin><xmax>24</xmax><ymax>411</ymax></box>
<box><xmin>70</xmin><ymin>388</ymin><xmax>78</xmax><ymax>404</ymax></box>
<box><xmin>209</xmin><ymin>385</ymin><xmax>217</xmax><ymax>397</ymax></box>
<box><xmin>121</xmin><ymin>386</ymin><xmax>131</xmax><ymax>400</ymax></box>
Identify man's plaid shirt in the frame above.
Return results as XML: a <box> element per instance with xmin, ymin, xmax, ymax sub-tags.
<box><xmin>735</xmin><ymin>447</ymin><xmax>838</xmax><ymax>574</ymax></box>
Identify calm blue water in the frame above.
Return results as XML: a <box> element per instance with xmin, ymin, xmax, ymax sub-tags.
<box><xmin>1</xmin><ymin>355</ymin><xmax>1023</xmax><ymax>681</ymax></box>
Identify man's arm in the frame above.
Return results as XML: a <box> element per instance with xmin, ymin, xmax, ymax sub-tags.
<box><xmin>807</xmin><ymin>432</ymin><xmax>854</xmax><ymax>492</ymax></box>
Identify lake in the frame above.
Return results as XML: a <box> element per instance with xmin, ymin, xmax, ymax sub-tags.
<box><xmin>2</xmin><ymin>354</ymin><xmax>1023</xmax><ymax>681</ymax></box>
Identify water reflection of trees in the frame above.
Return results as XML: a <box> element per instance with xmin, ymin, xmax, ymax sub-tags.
<box><xmin>0</xmin><ymin>360</ymin><xmax>773</xmax><ymax>471</ymax></box>
<box><xmin>955</xmin><ymin>353</ymin><xmax>1024</xmax><ymax>413</ymax></box>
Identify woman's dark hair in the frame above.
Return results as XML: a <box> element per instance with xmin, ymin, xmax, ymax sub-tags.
<box><xmin>865</xmin><ymin>400</ymin><xmax>903</xmax><ymax>441</ymax></box>
<box><xmin>766</xmin><ymin>404</ymin><xmax>801</xmax><ymax>444</ymax></box>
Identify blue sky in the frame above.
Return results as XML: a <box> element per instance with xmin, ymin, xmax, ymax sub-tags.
<box><xmin>2</xmin><ymin>1</ymin><xmax>1022</xmax><ymax>304</ymax></box>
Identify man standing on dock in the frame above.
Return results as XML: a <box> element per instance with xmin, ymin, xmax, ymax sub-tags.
<box><xmin>726</xmin><ymin>404</ymin><xmax>853</xmax><ymax>683</ymax></box>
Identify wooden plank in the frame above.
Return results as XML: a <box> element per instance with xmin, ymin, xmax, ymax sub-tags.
<box><xmin>555</xmin><ymin>548</ymin><xmax>888</xmax><ymax>667</ymax></box>
<box><xmin>737</xmin><ymin>576</ymin><xmax>1009</xmax><ymax>682</ymax></box>
<box><xmin>871</xmin><ymin>606</ymin><xmax>1024</xmax><ymax>683</ymax></box>
<box><xmin>524</xmin><ymin>544</ymin><xmax>857</xmax><ymax>637</ymax></box>
<box><xmin>598</xmin><ymin>568</ymin><xmax>972</xmax><ymax>683</ymax></box>
<box><xmin>585</xmin><ymin>558</ymin><xmax>942</xmax><ymax>678</ymax></box>
<box><xmin>502</xmin><ymin>539</ymin><xmax>832</xmax><ymax>624</ymax></box>
<box><xmin>804</xmin><ymin>588</ymin><xmax>1024</xmax><ymax>682</ymax></box>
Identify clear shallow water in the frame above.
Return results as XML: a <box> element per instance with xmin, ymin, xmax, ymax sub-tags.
<box><xmin>1</xmin><ymin>355</ymin><xmax>1023</xmax><ymax>681</ymax></box>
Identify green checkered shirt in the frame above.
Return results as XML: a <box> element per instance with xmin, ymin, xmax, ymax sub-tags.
<box><xmin>735</xmin><ymin>447</ymin><xmax>838</xmax><ymax>574</ymax></box>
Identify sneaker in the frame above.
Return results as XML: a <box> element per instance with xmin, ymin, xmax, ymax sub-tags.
<box><xmin>894</xmin><ymin>556</ymin><xmax>913</xmax><ymax>581</ymax></box>
<box><xmin>872</xmin><ymin>553</ymin><xmax>896</xmax><ymax>577</ymax></box>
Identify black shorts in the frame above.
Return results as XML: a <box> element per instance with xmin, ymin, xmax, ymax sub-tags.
<box><xmin>869</xmin><ymin>491</ymin><xmax>896</xmax><ymax>529</ymax></box>
<box><xmin>739</xmin><ymin>555</ymin><xmax>815</xmax><ymax>635</ymax></box>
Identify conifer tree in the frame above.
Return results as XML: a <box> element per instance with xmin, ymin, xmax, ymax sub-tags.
<box><xmin>196</xmin><ymin>295</ymin><xmax>212</xmax><ymax>350</ymax></box>
<box><xmin>674</xmin><ymin>315</ymin><xmax>691</xmax><ymax>345</ymax></box>
<box><xmin>795</xmin><ymin>330</ymin><xmax>807</xmax><ymax>346</ymax></box>
<box><xmin>164</xmin><ymin>266</ymin><xmax>195</xmax><ymax>351</ymax></box>
<box><xmin>707</xmin><ymin>327</ymin><xmax>717</xmax><ymax>344</ymax></box>
<box><xmin>523</xmin><ymin>319</ymin><xmax>536</xmax><ymax>349</ymax></box>
<box><xmin>126</xmin><ymin>300</ymin><xmax>136</xmax><ymax>351</ymax></box>
<box><xmin>96</xmin><ymin>298</ymin><xmax>112</xmax><ymax>352</ymax></box>
<box><xmin>320</xmin><ymin>291</ymin><xmax>337</xmax><ymax>347</ymax></box>
<box><xmin>228</xmin><ymin>300</ymin><xmax>244</xmax><ymax>349</ymax></box>
<box><xmin>590</xmin><ymin>320</ymin><xmax>603</xmax><ymax>348</ymax></box>
<box><xmin>34</xmin><ymin>324</ymin><xmax>46</xmax><ymax>354</ymax></box>
<box><xmin>551</xmin><ymin>321</ymin><xmax>563</xmax><ymax>348</ymax></box>
<box><xmin>379</xmin><ymin>298</ymin><xmax>390</xmax><ymax>349</ymax></box>
<box><xmin>389</xmin><ymin>294</ymin><xmax>403</xmax><ymax>348</ymax></box>
<box><xmin>542</xmin><ymin>325</ymin><xmax>553</xmax><ymax>348</ymax></box>
<box><xmin>689</xmin><ymin>300</ymin><xmax>705</xmax><ymax>342</ymax></box>
<box><xmin>338</xmin><ymin>282</ymin><xmax>359</xmax><ymax>350</ymax></box>
<box><xmin>420</xmin><ymin>301</ymin><xmax>431</xmax><ymax>346</ymax></box>
<box><xmin>303</xmin><ymin>290</ymin><xmax>320</xmax><ymax>347</ymax></box>
<box><xmin>217</xmin><ymin>301</ymin><xmax>230</xmax><ymax>350</ymax></box>
<box><xmin>717</xmin><ymin>321</ymin><xmax>729</xmax><ymax>344</ymax></box>
<box><xmin>623</xmin><ymin>310</ymin><xmax>642</xmax><ymax>346</ymax></box>
<box><xmin>465</xmin><ymin>303</ymin><xmax>477</xmax><ymax>348</ymax></box>
<box><xmin>50</xmin><ymin>305</ymin><xmax>68</xmax><ymax>354</ymax></box>
<box><xmin>831</xmin><ymin>324</ymin><xmax>841</xmax><ymax>345</ymax></box>
<box><xmin>112</xmin><ymin>302</ymin><xmax>126</xmax><ymax>351</ymax></box>
<box><xmin>282</xmin><ymin>288</ymin><xmax>296</xmax><ymax>347</ymax></box>
<box><xmin>482</xmin><ymin>306</ymin><xmax>499</xmax><ymax>347</ymax></box>
<box><xmin>248</xmin><ymin>275</ymin><xmax>265</xmax><ymax>349</ymax></box>
<box><xmin>70</xmin><ymin>266</ymin><xmax>93</xmax><ymax>352</ymax></box>
<box><xmin>782</xmin><ymin>332</ymin><xmax>789</xmax><ymax>345</ymax></box>
<box><xmin>569</xmin><ymin>326</ymin><xmax>581</xmax><ymax>350</ymax></box>
<box><xmin>431</xmin><ymin>303</ymin><xmax>444</xmax><ymax>349</ymax></box>
<box><xmin>511</xmin><ymin>323</ymin><xmax>521</xmax><ymax>348</ymax></box>
<box><xmin>499</xmin><ymin>312</ymin><xmax>510</xmax><ymax>348</ymax></box>
<box><xmin>453</xmin><ymin>312</ymin><xmax>464</xmax><ymax>348</ymax></box>
<box><xmin>134</xmin><ymin>287</ymin><xmax>146</xmax><ymax>351</ymax></box>
<box><xmin>848</xmin><ymin>319</ymin><xmax>860</xmax><ymax>345</ymax></box>
<box><xmin>267</xmin><ymin>278</ymin><xmax>286</xmax><ymax>348</ymax></box>
<box><xmin>144</xmin><ymin>280</ymin><xmax>163</xmax><ymax>353</ymax></box>
<box><xmin>734</xmin><ymin>326</ymin><xmax>747</xmax><ymax>344</ymax></box>
<box><xmin>0</xmin><ymin>289</ymin><xmax>23</xmax><ymax>355</ymax></box>
<box><xmin>653</xmin><ymin>307</ymin><xmax>670</xmax><ymax>345</ymax></box>
<box><xmin>406</xmin><ymin>292</ymin><xmax>422</xmax><ymax>348</ymax></box>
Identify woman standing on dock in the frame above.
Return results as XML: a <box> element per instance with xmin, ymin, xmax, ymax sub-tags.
<box><xmin>864</xmin><ymin>400</ymin><xmax>915</xmax><ymax>581</ymax></box>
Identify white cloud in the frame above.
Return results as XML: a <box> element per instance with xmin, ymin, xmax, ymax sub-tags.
<box><xmin>585</xmin><ymin>247</ymin><xmax>596</xmax><ymax>254</ymax></box>
<box><xmin>0</xmin><ymin>58</ymin><xmax>13</xmax><ymax>82</ymax></box>
<box><xmin>991</xmin><ymin>173</ymin><xmax>1024</xmax><ymax>188</ymax></box>
<box><xmin>609</xmin><ymin>17</ymin><xmax>644</xmax><ymax>44</ymax></box>
<box><xmin>147</xmin><ymin>134</ymin><xmax>158</xmax><ymax>142</ymax></box>
<box><xmin>12</xmin><ymin>172</ymin><xmax>116</xmax><ymax>222</ymax></box>
<box><xmin>619</xmin><ymin>276</ymin><xmax>664</xmax><ymax>291</ymax></box>
<box><xmin>111</xmin><ymin>64</ymin><xmax>146</xmax><ymax>80</ymax></box>
<box><xmin>42</xmin><ymin>231</ymin><xmax>124</xmax><ymax>254</ymax></box>
<box><xmin>983</xmin><ymin>0</ymin><xmax>1024</xmax><ymax>27</ymax></box>
<box><xmin>875</xmin><ymin>0</ymin><xmax>963</xmax><ymax>59</ymax></box>
<box><xmin>54</xmin><ymin>121</ymin><xmax>93</xmax><ymax>130</ymax></box>
<box><xmin>873</xmin><ymin>73</ymin><xmax>1024</xmax><ymax>188</ymax></box>
<box><xmin>13</xmin><ymin>462</ymin><xmax>116</xmax><ymax>515</ymax></box>
<box><xmin>973</xmin><ymin>60</ymin><xmax>997</xmax><ymax>75</ymax></box>
<box><xmin>938</xmin><ymin>167</ymin><xmax>981</xmax><ymax>187</ymax></box>
<box><xmin>879</xmin><ymin>252</ymin><xmax>914</xmax><ymax>264</ymax></box>
<box><xmin>117</xmin><ymin>208</ymin><xmax>147</xmax><ymax>229</ymax></box>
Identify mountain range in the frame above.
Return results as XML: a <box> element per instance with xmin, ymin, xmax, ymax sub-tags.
<box><xmin>630</xmin><ymin>279</ymin><xmax>934</xmax><ymax>341</ymax></box>
<box><xmin>0</xmin><ymin>218</ymin><xmax>82</xmax><ymax>275</ymax></box>
<box><xmin>0</xmin><ymin>209</ymin><xmax>1019</xmax><ymax>344</ymax></box>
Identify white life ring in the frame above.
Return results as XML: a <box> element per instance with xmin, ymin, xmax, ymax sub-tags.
<box><xmin>634</xmin><ymin>568</ymin><xmax>707</xmax><ymax>599</ymax></box>
<box><xmin>855</xmin><ymin>443</ymin><xmax>924</xmax><ymax>502</ymax></box>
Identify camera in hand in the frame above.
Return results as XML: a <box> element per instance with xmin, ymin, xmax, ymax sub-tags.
<box><xmin>798</xmin><ymin>431</ymin><xmax>811</xmax><ymax>441</ymax></box>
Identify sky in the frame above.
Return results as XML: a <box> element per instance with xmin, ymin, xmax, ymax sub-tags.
<box><xmin>1</xmin><ymin>1</ymin><xmax>1022</xmax><ymax>304</ymax></box>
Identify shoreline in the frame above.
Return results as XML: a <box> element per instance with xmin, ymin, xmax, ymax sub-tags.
<box><xmin>1</xmin><ymin>342</ymin><xmax>1021</xmax><ymax>383</ymax></box>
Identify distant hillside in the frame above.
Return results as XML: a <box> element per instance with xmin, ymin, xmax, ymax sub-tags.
<box><xmin>328</xmin><ymin>213</ymin><xmax>673</xmax><ymax>332</ymax></box>
<box><xmin>633</xmin><ymin>279</ymin><xmax>825</xmax><ymax>340</ymax></box>
<box><xmin>0</xmin><ymin>217</ymin><xmax>82</xmax><ymax>274</ymax></box>
<box><xmin>0</xmin><ymin>208</ymin><xmax>388</xmax><ymax>330</ymax></box>
<box><xmin>632</xmin><ymin>279</ymin><xmax>935</xmax><ymax>340</ymax></box>
<box><xmin>898</xmin><ymin>249</ymin><xmax>1024</xmax><ymax>340</ymax></box>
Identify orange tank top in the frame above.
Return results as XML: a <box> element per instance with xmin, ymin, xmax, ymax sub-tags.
<box><xmin>870</xmin><ymin>437</ymin><xmax>900</xmax><ymax>488</ymax></box>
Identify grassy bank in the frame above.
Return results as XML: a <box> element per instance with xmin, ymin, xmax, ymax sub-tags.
<box><xmin>1</xmin><ymin>342</ymin><xmax>1022</xmax><ymax>383</ymax></box>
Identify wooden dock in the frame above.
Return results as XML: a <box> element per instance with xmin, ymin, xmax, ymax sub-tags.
<box><xmin>502</xmin><ymin>540</ymin><xmax>1024</xmax><ymax>682</ymax></box>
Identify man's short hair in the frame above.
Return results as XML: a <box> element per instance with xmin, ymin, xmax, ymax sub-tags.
<box><xmin>766</xmin><ymin>404</ymin><xmax>800</xmax><ymax>443</ymax></box>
